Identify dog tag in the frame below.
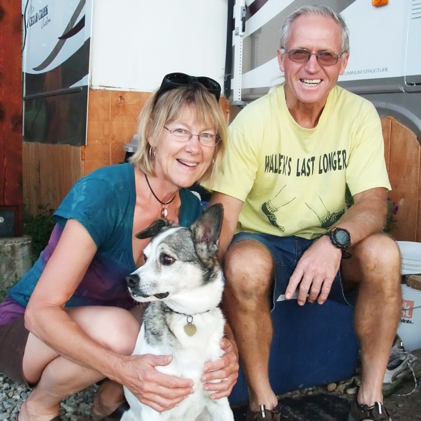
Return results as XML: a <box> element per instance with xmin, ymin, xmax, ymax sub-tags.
<box><xmin>184</xmin><ymin>323</ymin><xmax>197</xmax><ymax>336</ymax></box>
<box><xmin>184</xmin><ymin>316</ymin><xmax>197</xmax><ymax>336</ymax></box>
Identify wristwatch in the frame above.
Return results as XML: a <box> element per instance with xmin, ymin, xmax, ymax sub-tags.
<box><xmin>326</xmin><ymin>227</ymin><xmax>351</xmax><ymax>250</ymax></box>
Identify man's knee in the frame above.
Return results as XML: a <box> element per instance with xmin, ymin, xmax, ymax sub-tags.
<box><xmin>356</xmin><ymin>234</ymin><xmax>400</xmax><ymax>268</ymax></box>
<box><xmin>344</xmin><ymin>233</ymin><xmax>401</xmax><ymax>285</ymax></box>
<box><xmin>224</xmin><ymin>240</ymin><xmax>274</xmax><ymax>299</ymax></box>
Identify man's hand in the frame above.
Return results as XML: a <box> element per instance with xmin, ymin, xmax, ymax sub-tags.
<box><xmin>285</xmin><ymin>235</ymin><xmax>342</xmax><ymax>305</ymax></box>
<box><xmin>201</xmin><ymin>336</ymin><xmax>239</xmax><ymax>399</ymax></box>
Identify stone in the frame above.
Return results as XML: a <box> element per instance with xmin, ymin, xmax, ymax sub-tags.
<box><xmin>337</xmin><ymin>384</ymin><xmax>346</xmax><ymax>393</ymax></box>
<box><xmin>327</xmin><ymin>383</ymin><xmax>337</xmax><ymax>392</ymax></box>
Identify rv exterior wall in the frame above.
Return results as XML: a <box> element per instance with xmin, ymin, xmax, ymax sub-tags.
<box><xmin>235</xmin><ymin>0</ymin><xmax>420</xmax><ymax>93</ymax></box>
<box><xmin>90</xmin><ymin>0</ymin><xmax>228</xmax><ymax>91</ymax></box>
<box><xmin>341</xmin><ymin>1</ymin><xmax>416</xmax><ymax>83</ymax></box>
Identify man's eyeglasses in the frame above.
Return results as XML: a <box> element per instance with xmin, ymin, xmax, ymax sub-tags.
<box><xmin>163</xmin><ymin>126</ymin><xmax>219</xmax><ymax>147</ymax></box>
<box><xmin>156</xmin><ymin>72</ymin><xmax>221</xmax><ymax>103</ymax></box>
<box><xmin>281</xmin><ymin>48</ymin><xmax>345</xmax><ymax>66</ymax></box>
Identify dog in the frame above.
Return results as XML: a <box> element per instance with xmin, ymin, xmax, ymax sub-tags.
<box><xmin>121</xmin><ymin>203</ymin><xmax>234</xmax><ymax>421</ymax></box>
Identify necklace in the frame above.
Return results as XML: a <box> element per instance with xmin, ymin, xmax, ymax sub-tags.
<box><xmin>164</xmin><ymin>303</ymin><xmax>210</xmax><ymax>337</ymax></box>
<box><xmin>144</xmin><ymin>174</ymin><xmax>176</xmax><ymax>218</ymax></box>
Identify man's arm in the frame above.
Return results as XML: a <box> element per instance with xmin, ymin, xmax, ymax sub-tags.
<box><xmin>334</xmin><ymin>187</ymin><xmax>388</xmax><ymax>243</ymax></box>
<box><xmin>208</xmin><ymin>192</ymin><xmax>244</xmax><ymax>262</ymax></box>
<box><xmin>286</xmin><ymin>187</ymin><xmax>388</xmax><ymax>305</ymax></box>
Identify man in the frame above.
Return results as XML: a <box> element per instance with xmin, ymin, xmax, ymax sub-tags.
<box><xmin>207</xmin><ymin>5</ymin><xmax>402</xmax><ymax>421</ymax></box>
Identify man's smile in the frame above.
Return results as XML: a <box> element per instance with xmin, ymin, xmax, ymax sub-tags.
<box><xmin>300</xmin><ymin>78</ymin><xmax>322</xmax><ymax>85</ymax></box>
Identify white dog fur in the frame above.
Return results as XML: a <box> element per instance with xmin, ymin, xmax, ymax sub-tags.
<box><xmin>121</xmin><ymin>204</ymin><xmax>234</xmax><ymax>421</ymax></box>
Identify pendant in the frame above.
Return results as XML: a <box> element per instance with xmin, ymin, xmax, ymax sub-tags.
<box><xmin>184</xmin><ymin>323</ymin><xmax>197</xmax><ymax>336</ymax></box>
<box><xmin>184</xmin><ymin>315</ymin><xmax>197</xmax><ymax>336</ymax></box>
<box><xmin>161</xmin><ymin>207</ymin><xmax>168</xmax><ymax>218</ymax></box>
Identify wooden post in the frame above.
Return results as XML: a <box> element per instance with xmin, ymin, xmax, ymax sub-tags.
<box><xmin>0</xmin><ymin>0</ymin><xmax>23</xmax><ymax>236</ymax></box>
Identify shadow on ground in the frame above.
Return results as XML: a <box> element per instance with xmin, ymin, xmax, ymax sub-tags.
<box><xmin>232</xmin><ymin>393</ymin><xmax>350</xmax><ymax>421</ymax></box>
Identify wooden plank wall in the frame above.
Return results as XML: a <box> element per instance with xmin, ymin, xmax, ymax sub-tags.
<box><xmin>382</xmin><ymin>116</ymin><xmax>421</xmax><ymax>242</ymax></box>
<box><xmin>22</xmin><ymin>143</ymin><xmax>83</xmax><ymax>215</ymax></box>
<box><xmin>0</xmin><ymin>0</ymin><xmax>23</xmax><ymax>235</ymax></box>
<box><xmin>85</xmin><ymin>89</ymin><xmax>151</xmax><ymax>174</ymax></box>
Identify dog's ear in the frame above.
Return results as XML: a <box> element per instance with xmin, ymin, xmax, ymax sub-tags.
<box><xmin>190</xmin><ymin>204</ymin><xmax>224</xmax><ymax>261</ymax></box>
<box><xmin>135</xmin><ymin>218</ymin><xmax>172</xmax><ymax>239</ymax></box>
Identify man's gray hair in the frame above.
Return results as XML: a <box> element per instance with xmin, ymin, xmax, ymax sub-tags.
<box><xmin>279</xmin><ymin>5</ymin><xmax>350</xmax><ymax>53</ymax></box>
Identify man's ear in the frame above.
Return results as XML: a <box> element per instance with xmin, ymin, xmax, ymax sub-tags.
<box><xmin>277</xmin><ymin>48</ymin><xmax>285</xmax><ymax>73</ymax></box>
<box><xmin>339</xmin><ymin>52</ymin><xmax>350</xmax><ymax>76</ymax></box>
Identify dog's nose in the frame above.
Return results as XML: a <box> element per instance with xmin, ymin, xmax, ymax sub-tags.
<box><xmin>126</xmin><ymin>274</ymin><xmax>140</xmax><ymax>287</ymax></box>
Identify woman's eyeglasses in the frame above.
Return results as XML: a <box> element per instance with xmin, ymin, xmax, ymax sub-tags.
<box><xmin>155</xmin><ymin>72</ymin><xmax>221</xmax><ymax>103</ymax></box>
<box><xmin>163</xmin><ymin>126</ymin><xmax>219</xmax><ymax>147</ymax></box>
<box><xmin>282</xmin><ymin>48</ymin><xmax>345</xmax><ymax>66</ymax></box>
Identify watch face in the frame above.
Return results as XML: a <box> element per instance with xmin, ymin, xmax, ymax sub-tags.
<box><xmin>330</xmin><ymin>227</ymin><xmax>351</xmax><ymax>249</ymax></box>
<box><xmin>335</xmin><ymin>230</ymin><xmax>349</xmax><ymax>244</ymax></box>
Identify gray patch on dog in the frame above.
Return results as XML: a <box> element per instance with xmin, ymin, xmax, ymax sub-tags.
<box><xmin>143</xmin><ymin>302</ymin><xmax>180</xmax><ymax>349</ymax></box>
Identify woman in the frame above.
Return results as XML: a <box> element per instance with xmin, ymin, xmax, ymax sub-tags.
<box><xmin>0</xmin><ymin>73</ymin><xmax>238</xmax><ymax>421</ymax></box>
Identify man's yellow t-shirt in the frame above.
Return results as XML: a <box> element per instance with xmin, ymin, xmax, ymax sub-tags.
<box><xmin>208</xmin><ymin>84</ymin><xmax>391</xmax><ymax>239</ymax></box>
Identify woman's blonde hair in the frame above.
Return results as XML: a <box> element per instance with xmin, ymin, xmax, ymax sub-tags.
<box><xmin>130</xmin><ymin>83</ymin><xmax>227</xmax><ymax>184</ymax></box>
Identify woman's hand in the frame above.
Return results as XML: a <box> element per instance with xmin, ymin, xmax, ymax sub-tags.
<box><xmin>120</xmin><ymin>354</ymin><xmax>194</xmax><ymax>412</ymax></box>
<box><xmin>201</xmin><ymin>336</ymin><xmax>239</xmax><ymax>399</ymax></box>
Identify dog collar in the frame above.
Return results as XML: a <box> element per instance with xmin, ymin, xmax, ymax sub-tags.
<box><xmin>164</xmin><ymin>304</ymin><xmax>210</xmax><ymax>337</ymax></box>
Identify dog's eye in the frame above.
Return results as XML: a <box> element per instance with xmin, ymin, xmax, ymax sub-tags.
<box><xmin>160</xmin><ymin>253</ymin><xmax>175</xmax><ymax>266</ymax></box>
<box><xmin>143</xmin><ymin>253</ymin><xmax>147</xmax><ymax>262</ymax></box>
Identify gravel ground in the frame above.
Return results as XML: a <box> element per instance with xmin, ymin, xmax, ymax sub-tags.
<box><xmin>0</xmin><ymin>375</ymin><xmax>97</xmax><ymax>420</ymax></box>
<box><xmin>1</xmin><ymin>367</ymin><xmax>420</xmax><ymax>420</ymax></box>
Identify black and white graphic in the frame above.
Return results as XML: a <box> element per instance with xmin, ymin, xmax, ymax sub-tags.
<box><xmin>261</xmin><ymin>185</ymin><xmax>296</xmax><ymax>231</ymax></box>
<box><xmin>306</xmin><ymin>197</ymin><xmax>345</xmax><ymax>229</ymax></box>
<box><xmin>22</xmin><ymin>0</ymin><xmax>92</xmax><ymax>146</ymax></box>
<box><xmin>261</xmin><ymin>148</ymin><xmax>348</xmax><ymax>230</ymax></box>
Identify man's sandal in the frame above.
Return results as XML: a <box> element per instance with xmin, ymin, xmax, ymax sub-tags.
<box><xmin>348</xmin><ymin>397</ymin><xmax>392</xmax><ymax>421</ymax></box>
<box><xmin>245</xmin><ymin>404</ymin><xmax>282</xmax><ymax>421</ymax></box>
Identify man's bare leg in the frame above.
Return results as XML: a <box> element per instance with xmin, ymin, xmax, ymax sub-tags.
<box><xmin>342</xmin><ymin>233</ymin><xmax>402</xmax><ymax>406</ymax></box>
<box><xmin>223</xmin><ymin>240</ymin><xmax>278</xmax><ymax>411</ymax></box>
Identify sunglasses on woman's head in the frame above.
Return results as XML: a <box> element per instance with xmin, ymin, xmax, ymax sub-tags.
<box><xmin>155</xmin><ymin>72</ymin><xmax>221</xmax><ymax>103</ymax></box>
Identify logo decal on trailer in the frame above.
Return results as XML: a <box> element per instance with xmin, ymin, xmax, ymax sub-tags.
<box><xmin>33</xmin><ymin>0</ymin><xmax>86</xmax><ymax>71</ymax></box>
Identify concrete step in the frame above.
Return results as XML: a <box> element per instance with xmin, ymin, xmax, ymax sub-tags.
<box><xmin>0</xmin><ymin>236</ymin><xmax>32</xmax><ymax>291</ymax></box>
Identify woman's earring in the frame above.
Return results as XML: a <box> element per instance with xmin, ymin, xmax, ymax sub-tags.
<box><xmin>212</xmin><ymin>158</ymin><xmax>215</xmax><ymax>165</ymax></box>
<box><xmin>149</xmin><ymin>145</ymin><xmax>156</xmax><ymax>160</ymax></box>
